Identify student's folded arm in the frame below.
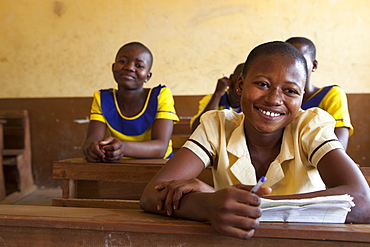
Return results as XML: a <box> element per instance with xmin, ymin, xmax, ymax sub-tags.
<box><xmin>140</xmin><ymin>148</ymin><xmax>206</xmax><ymax>214</ymax></box>
<box><xmin>140</xmin><ymin>147</ymin><xmax>262</xmax><ymax>240</ymax></box>
<box><xmin>120</xmin><ymin>118</ymin><xmax>174</xmax><ymax>158</ymax></box>
<box><xmin>317</xmin><ymin>149</ymin><xmax>370</xmax><ymax>223</ymax></box>
<box><xmin>264</xmin><ymin>149</ymin><xmax>370</xmax><ymax>223</ymax></box>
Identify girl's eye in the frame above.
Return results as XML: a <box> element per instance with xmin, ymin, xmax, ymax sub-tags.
<box><xmin>255</xmin><ymin>81</ymin><xmax>268</xmax><ymax>87</ymax></box>
<box><xmin>284</xmin><ymin>88</ymin><xmax>299</xmax><ymax>95</ymax></box>
<box><xmin>136</xmin><ymin>64</ymin><xmax>144</xmax><ymax>69</ymax></box>
<box><xmin>118</xmin><ymin>60</ymin><xmax>126</xmax><ymax>64</ymax></box>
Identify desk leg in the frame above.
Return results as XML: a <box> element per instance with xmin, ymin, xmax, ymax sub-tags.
<box><xmin>62</xmin><ymin>179</ymin><xmax>76</xmax><ymax>199</ymax></box>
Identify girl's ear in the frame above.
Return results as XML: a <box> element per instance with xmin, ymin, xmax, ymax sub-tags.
<box><xmin>145</xmin><ymin>72</ymin><xmax>152</xmax><ymax>83</ymax></box>
<box><xmin>312</xmin><ymin>59</ymin><xmax>318</xmax><ymax>72</ymax></box>
<box><xmin>235</xmin><ymin>74</ymin><xmax>244</xmax><ymax>95</ymax></box>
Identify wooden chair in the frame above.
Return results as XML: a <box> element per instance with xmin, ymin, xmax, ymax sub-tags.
<box><xmin>0</xmin><ymin>110</ymin><xmax>35</xmax><ymax>201</ymax></box>
<box><xmin>52</xmin><ymin>158</ymin><xmax>214</xmax><ymax>209</ymax></box>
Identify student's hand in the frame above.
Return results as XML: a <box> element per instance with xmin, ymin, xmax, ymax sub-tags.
<box><xmin>214</xmin><ymin>77</ymin><xmax>231</xmax><ymax>96</ymax></box>
<box><xmin>206</xmin><ymin>184</ymin><xmax>262</xmax><ymax>239</ymax></box>
<box><xmin>84</xmin><ymin>141</ymin><xmax>106</xmax><ymax>162</ymax></box>
<box><xmin>155</xmin><ymin>178</ymin><xmax>215</xmax><ymax>215</ymax></box>
<box><xmin>99</xmin><ymin>137</ymin><xmax>124</xmax><ymax>162</ymax></box>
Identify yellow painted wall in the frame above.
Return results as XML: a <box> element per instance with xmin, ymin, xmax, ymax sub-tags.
<box><xmin>1</xmin><ymin>0</ymin><xmax>370</xmax><ymax>98</ymax></box>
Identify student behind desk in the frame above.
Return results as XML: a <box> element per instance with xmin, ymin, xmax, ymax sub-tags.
<box><xmin>83</xmin><ymin>42</ymin><xmax>179</xmax><ymax>162</ymax></box>
<box><xmin>190</xmin><ymin>63</ymin><xmax>244</xmax><ymax>132</ymax></box>
<box><xmin>140</xmin><ymin>41</ymin><xmax>370</xmax><ymax>240</ymax></box>
<box><xmin>286</xmin><ymin>37</ymin><xmax>353</xmax><ymax>150</ymax></box>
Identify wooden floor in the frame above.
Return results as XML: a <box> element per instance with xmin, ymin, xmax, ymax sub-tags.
<box><xmin>0</xmin><ymin>188</ymin><xmax>62</xmax><ymax>206</ymax></box>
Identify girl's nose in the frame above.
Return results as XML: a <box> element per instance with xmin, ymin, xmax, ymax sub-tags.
<box><xmin>124</xmin><ymin>62</ymin><xmax>135</xmax><ymax>71</ymax></box>
<box><xmin>265</xmin><ymin>88</ymin><xmax>283</xmax><ymax>105</ymax></box>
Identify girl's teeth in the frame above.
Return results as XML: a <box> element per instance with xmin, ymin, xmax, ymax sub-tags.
<box><xmin>260</xmin><ymin>109</ymin><xmax>280</xmax><ymax>117</ymax></box>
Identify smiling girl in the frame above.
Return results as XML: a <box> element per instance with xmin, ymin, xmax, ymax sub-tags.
<box><xmin>83</xmin><ymin>42</ymin><xmax>179</xmax><ymax>162</ymax></box>
<box><xmin>140</xmin><ymin>41</ymin><xmax>370</xmax><ymax>239</ymax></box>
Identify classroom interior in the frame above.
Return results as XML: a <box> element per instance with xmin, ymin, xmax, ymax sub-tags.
<box><xmin>1</xmin><ymin>0</ymin><xmax>370</xmax><ymax>245</ymax></box>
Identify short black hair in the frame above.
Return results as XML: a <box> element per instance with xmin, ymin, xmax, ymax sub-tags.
<box><xmin>285</xmin><ymin>37</ymin><xmax>316</xmax><ymax>61</ymax></box>
<box><xmin>116</xmin><ymin>42</ymin><xmax>153</xmax><ymax>70</ymax></box>
<box><xmin>242</xmin><ymin>41</ymin><xmax>308</xmax><ymax>83</ymax></box>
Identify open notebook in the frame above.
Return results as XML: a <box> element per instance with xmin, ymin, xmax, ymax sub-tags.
<box><xmin>259</xmin><ymin>194</ymin><xmax>354</xmax><ymax>223</ymax></box>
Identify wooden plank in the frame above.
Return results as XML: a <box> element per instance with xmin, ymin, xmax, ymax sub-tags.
<box><xmin>53</xmin><ymin>162</ymin><xmax>165</xmax><ymax>183</ymax></box>
<box><xmin>52</xmin><ymin>198</ymin><xmax>140</xmax><ymax>209</ymax></box>
<box><xmin>53</xmin><ymin>158</ymin><xmax>213</xmax><ymax>185</ymax></box>
<box><xmin>53</xmin><ymin>158</ymin><xmax>214</xmax><ymax>202</ymax></box>
<box><xmin>0</xmin><ymin>205</ymin><xmax>369</xmax><ymax>246</ymax></box>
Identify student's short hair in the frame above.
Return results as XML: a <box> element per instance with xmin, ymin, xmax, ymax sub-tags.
<box><xmin>285</xmin><ymin>37</ymin><xmax>316</xmax><ymax>61</ymax></box>
<box><xmin>116</xmin><ymin>42</ymin><xmax>153</xmax><ymax>70</ymax></box>
<box><xmin>242</xmin><ymin>41</ymin><xmax>308</xmax><ymax>83</ymax></box>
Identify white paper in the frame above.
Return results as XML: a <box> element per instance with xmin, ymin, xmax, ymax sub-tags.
<box><xmin>259</xmin><ymin>194</ymin><xmax>354</xmax><ymax>223</ymax></box>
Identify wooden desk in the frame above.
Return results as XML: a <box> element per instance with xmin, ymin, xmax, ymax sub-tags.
<box><xmin>52</xmin><ymin>158</ymin><xmax>213</xmax><ymax>209</ymax></box>
<box><xmin>0</xmin><ymin>205</ymin><xmax>369</xmax><ymax>246</ymax></box>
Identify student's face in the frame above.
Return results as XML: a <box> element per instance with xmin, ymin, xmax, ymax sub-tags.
<box><xmin>237</xmin><ymin>54</ymin><xmax>305</xmax><ymax>134</ymax></box>
<box><xmin>112</xmin><ymin>45</ymin><xmax>152</xmax><ymax>89</ymax></box>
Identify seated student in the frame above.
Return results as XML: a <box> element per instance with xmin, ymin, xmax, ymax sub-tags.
<box><xmin>286</xmin><ymin>37</ymin><xmax>353</xmax><ymax>150</ymax></box>
<box><xmin>140</xmin><ymin>41</ymin><xmax>370</xmax><ymax>239</ymax></box>
<box><xmin>190</xmin><ymin>63</ymin><xmax>244</xmax><ymax>132</ymax></box>
<box><xmin>83</xmin><ymin>42</ymin><xmax>179</xmax><ymax>162</ymax></box>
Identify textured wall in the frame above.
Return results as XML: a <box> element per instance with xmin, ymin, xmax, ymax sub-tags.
<box><xmin>1</xmin><ymin>0</ymin><xmax>370</xmax><ymax>98</ymax></box>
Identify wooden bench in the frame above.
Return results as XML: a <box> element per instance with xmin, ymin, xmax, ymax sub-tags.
<box><xmin>0</xmin><ymin>110</ymin><xmax>35</xmax><ymax>201</ymax></box>
<box><xmin>52</xmin><ymin>158</ymin><xmax>213</xmax><ymax>209</ymax></box>
<box><xmin>1</xmin><ymin>205</ymin><xmax>369</xmax><ymax>246</ymax></box>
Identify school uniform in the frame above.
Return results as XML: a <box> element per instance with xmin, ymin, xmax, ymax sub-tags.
<box><xmin>190</xmin><ymin>93</ymin><xmax>242</xmax><ymax>128</ymax></box>
<box><xmin>302</xmin><ymin>85</ymin><xmax>353</xmax><ymax>135</ymax></box>
<box><xmin>90</xmin><ymin>84</ymin><xmax>179</xmax><ymax>159</ymax></box>
<box><xmin>183</xmin><ymin>108</ymin><xmax>343</xmax><ymax>195</ymax></box>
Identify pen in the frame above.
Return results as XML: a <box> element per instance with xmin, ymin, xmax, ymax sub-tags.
<box><xmin>251</xmin><ymin>176</ymin><xmax>267</xmax><ymax>193</ymax></box>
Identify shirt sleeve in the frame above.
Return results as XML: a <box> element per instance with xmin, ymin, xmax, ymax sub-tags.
<box><xmin>299</xmin><ymin>108</ymin><xmax>344</xmax><ymax>167</ymax></box>
<box><xmin>320</xmin><ymin>86</ymin><xmax>354</xmax><ymax>135</ymax></box>
<box><xmin>156</xmin><ymin>86</ymin><xmax>179</xmax><ymax>122</ymax></box>
<box><xmin>89</xmin><ymin>90</ymin><xmax>106</xmax><ymax>123</ymax></box>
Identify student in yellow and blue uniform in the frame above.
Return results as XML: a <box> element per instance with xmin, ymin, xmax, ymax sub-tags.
<box><xmin>140</xmin><ymin>41</ymin><xmax>370</xmax><ymax>240</ymax></box>
<box><xmin>286</xmin><ymin>37</ymin><xmax>353</xmax><ymax>150</ymax></box>
<box><xmin>190</xmin><ymin>63</ymin><xmax>244</xmax><ymax>132</ymax></box>
<box><xmin>83</xmin><ymin>42</ymin><xmax>179</xmax><ymax>162</ymax></box>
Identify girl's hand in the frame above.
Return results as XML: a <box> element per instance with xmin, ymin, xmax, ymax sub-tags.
<box><xmin>155</xmin><ymin>178</ymin><xmax>215</xmax><ymax>216</ymax></box>
<box><xmin>206</xmin><ymin>184</ymin><xmax>262</xmax><ymax>239</ymax></box>
<box><xmin>100</xmin><ymin>137</ymin><xmax>124</xmax><ymax>162</ymax></box>
<box><xmin>84</xmin><ymin>141</ymin><xmax>106</xmax><ymax>162</ymax></box>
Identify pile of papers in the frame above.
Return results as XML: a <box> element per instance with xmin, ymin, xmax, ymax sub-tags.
<box><xmin>259</xmin><ymin>194</ymin><xmax>355</xmax><ymax>223</ymax></box>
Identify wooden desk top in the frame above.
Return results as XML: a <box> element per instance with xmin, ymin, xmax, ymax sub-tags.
<box><xmin>0</xmin><ymin>205</ymin><xmax>369</xmax><ymax>246</ymax></box>
<box><xmin>53</xmin><ymin>157</ymin><xmax>168</xmax><ymax>182</ymax></box>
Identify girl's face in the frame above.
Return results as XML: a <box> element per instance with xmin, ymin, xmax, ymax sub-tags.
<box><xmin>112</xmin><ymin>45</ymin><xmax>152</xmax><ymax>90</ymax></box>
<box><xmin>237</xmin><ymin>54</ymin><xmax>306</xmax><ymax>134</ymax></box>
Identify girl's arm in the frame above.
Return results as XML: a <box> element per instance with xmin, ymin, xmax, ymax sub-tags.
<box><xmin>102</xmin><ymin>118</ymin><xmax>174</xmax><ymax>160</ymax></box>
<box><xmin>140</xmin><ymin>147</ymin><xmax>263</xmax><ymax>239</ymax></box>
<box><xmin>266</xmin><ymin>149</ymin><xmax>370</xmax><ymax>223</ymax></box>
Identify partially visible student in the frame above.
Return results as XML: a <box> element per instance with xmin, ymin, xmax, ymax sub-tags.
<box><xmin>190</xmin><ymin>63</ymin><xmax>244</xmax><ymax>132</ymax></box>
<box><xmin>286</xmin><ymin>37</ymin><xmax>353</xmax><ymax>150</ymax></box>
<box><xmin>83</xmin><ymin>42</ymin><xmax>179</xmax><ymax>162</ymax></box>
<box><xmin>140</xmin><ymin>41</ymin><xmax>370</xmax><ymax>240</ymax></box>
